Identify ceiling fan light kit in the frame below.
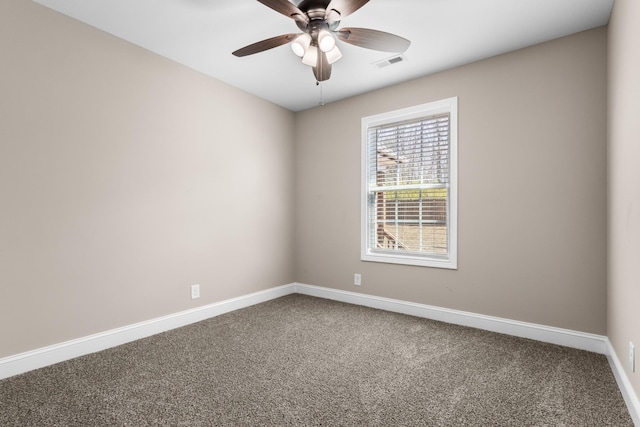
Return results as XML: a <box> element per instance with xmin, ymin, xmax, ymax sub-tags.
<box><xmin>232</xmin><ymin>0</ymin><xmax>411</xmax><ymax>82</ymax></box>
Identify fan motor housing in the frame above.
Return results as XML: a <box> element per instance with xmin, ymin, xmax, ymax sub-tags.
<box><xmin>297</xmin><ymin>0</ymin><xmax>332</xmax><ymax>13</ymax></box>
<box><xmin>296</xmin><ymin>0</ymin><xmax>340</xmax><ymax>32</ymax></box>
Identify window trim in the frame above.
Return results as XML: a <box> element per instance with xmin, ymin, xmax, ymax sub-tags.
<box><xmin>361</xmin><ymin>97</ymin><xmax>458</xmax><ymax>269</ymax></box>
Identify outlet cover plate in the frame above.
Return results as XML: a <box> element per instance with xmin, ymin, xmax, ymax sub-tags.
<box><xmin>354</xmin><ymin>274</ymin><xmax>361</xmax><ymax>286</ymax></box>
<box><xmin>191</xmin><ymin>284</ymin><xmax>200</xmax><ymax>299</ymax></box>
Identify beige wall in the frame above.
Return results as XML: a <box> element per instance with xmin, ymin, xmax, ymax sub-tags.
<box><xmin>295</xmin><ymin>28</ymin><xmax>608</xmax><ymax>334</ymax></box>
<box><xmin>0</xmin><ymin>1</ymin><xmax>612</xmax><ymax>362</ymax></box>
<box><xmin>0</xmin><ymin>1</ymin><xmax>295</xmax><ymax>358</ymax></box>
<box><xmin>608</xmin><ymin>0</ymin><xmax>640</xmax><ymax>398</ymax></box>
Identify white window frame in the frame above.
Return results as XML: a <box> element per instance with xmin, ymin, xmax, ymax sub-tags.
<box><xmin>361</xmin><ymin>97</ymin><xmax>458</xmax><ymax>269</ymax></box>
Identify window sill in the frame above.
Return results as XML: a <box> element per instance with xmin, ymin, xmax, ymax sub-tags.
<box><xmin>361</xmin><ymin>250</ymin><xmax>457</xmax><ymax>269</ymax></box>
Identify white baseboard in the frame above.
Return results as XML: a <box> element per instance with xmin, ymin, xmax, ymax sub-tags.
<box><xmin>294</xmin><ymin>283</ymin><xmax>608</xmax><ymax>354</ymax></box>
<box><xmin>0</xmin><ymin>282</ymin><xmax>608</xmax><ymax>380</ymax></box>
<box><xmin>606</xmin><ymin>338</ymin><xmax>640</xmax><ymax>426</ymax></box>
<box><xmin>2</xmin><ymin>282</ymin><xmax>637</xmax><ymax>425</ymax></box>
<box><xmin>0</xmin><ymin>284</ymin><xmax>296</xmax><ymax>380</ymax></box>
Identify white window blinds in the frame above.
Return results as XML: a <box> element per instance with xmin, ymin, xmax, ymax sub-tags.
<box><xmin>361</xmin><ymin>98</ymin><xmax>457</xmax><ymax>269</ymax></box>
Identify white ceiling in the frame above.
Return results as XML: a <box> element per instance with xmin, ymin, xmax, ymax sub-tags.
<box><xmin>33</xmin><ymin>0</ymin><xmax>613</xmax><ymax>112</ymax></box>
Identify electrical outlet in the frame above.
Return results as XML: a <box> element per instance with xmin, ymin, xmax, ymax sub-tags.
<box><xmin>191</xmin><ymin>284</ymin><xmax>200</xmax><ymax>300</ymax></box>
<box><xmin>354</xmin><ymin>273</ymin><xmax>361</xmax><ymax>286</ymax></box>
<box><xmin>629</xmin><ymin>342</ymin><xmax>636</xmax><ymax>373</ymax></box>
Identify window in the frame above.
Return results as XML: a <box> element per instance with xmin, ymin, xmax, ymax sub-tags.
<box><xmin>361</xmin><ymin>97</ymin><xmax>457</xmax><ymax>269</ymax></box>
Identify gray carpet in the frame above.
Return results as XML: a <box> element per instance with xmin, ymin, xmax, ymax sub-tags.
<box><xmin>0</xmin><ymin>294</ymin><xmax>633</xmax><ymax>426</ymax></box>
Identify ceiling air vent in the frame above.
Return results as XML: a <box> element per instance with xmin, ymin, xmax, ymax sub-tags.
<box><xmin>374</xmin><ymin>54</ymin><xmax>407</xmax><ymax>68</ymax></box>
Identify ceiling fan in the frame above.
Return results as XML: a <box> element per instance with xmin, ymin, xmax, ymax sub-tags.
<box><xmin>232</xmin><ymin>0</ymin><xmax>411</xmax><ymax>82</ymax></box>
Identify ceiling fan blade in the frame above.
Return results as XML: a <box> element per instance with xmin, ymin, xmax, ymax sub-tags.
<box><xmin>257</xmin><ymin>0</ymin><xmax>308</xmax><ymax>23</ymax></box>
<box><xmin>313</xmin><ymin>51</ymin><xmax>332</xmax><ymax>81</ymax></box>
<box><xmin>325</xmin><ymin>0</ymin><xmax>369</xmax><ymax>21</ymax></box>
<box><xmin>336</xmin><ymin>27</ymin><xmax>411</xmax><ymax>52</ymax></box>
<box><xmin>232</xmin><ymin>33</ymin><xmax>298</xmax><ymax>57</ymax></box>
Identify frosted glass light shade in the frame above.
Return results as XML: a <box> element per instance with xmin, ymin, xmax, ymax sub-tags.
<box><xmin>291</xmin><ymin>33</ymin><xmax>311</xmax><ymax>57</ymax></box>
<box><xmin>302</xmin><ymin>45</ymin><xmax>318</xmax><ymax>66</ymax></box>
<box><xmin>318</xmin><ymin>30</ymin><xmax>336</xmax><ymax>52</ymax></box>
<box><xmin>326</xmin><ymin>46</ymin><xmax>343</xmax><ymax>64</ymax></box>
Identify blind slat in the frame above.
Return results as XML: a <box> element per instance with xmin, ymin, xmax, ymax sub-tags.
<box><xmin>366</xmin><ymin>111</ymin><xmax>451</xmax><ymax>255</ymax></box>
